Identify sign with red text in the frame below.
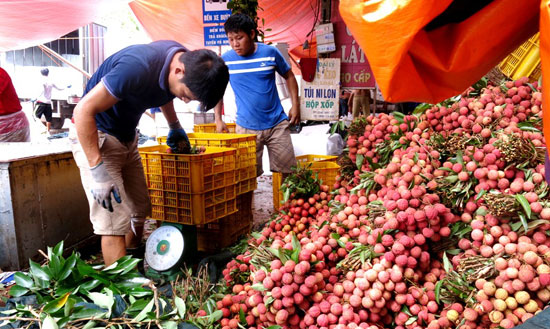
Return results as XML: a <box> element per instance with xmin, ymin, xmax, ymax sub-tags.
<box><xmin>330</xmin><ymin>3</ymin><xmax>375</xmax><ymax>88</ymax></box>
<box><xmin>300</xmin><ymin>58</ymin><xmax>340</xmax><ymax>121</ymax></box>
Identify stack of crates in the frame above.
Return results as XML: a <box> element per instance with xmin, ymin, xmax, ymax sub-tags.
<box><xmin>139</xmin><ymin>145</ymin><xmax>237</xmax><ymax>225</ymax></box>
<box><xmin>273</xmin><ymin>155</ymin><xmax>340</xmax><ymax>210</ymax></box>
<box><xmin>498</xmin><ymin>32</ymin><xmax>541</xmax><ymax>82</ymax></box>
<box><xmin>155</xmin><ymin>131</ymin><xmax>257</xmax><ymax>252</ymax></box>
<box><xmin>197</xmin><ymin>191</ymin><xmax>253</xmax><ymax>252</ymax></box>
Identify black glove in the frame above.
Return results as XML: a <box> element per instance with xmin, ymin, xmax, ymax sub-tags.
<box><xmin>167</xmin><ymin>120</ymin><xmax>191</xmax><ymax>154</ymax></box>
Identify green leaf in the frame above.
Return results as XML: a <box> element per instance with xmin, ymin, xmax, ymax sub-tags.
<box><xmin>239</xmin><ymin>308</ymin><xmax>246</xmax><ymax>325</ymax></box>
<box><xmin>356</xmin><ymin>154</ymin><xmax>364</xmax><ymax>170</ymax></box>
<box><xmin>518</xmin><ymin>212</ymin><xmax>529</xmax><ymax>233</ymax></box>
<box><xmin>405</xmin><ymin>316</ymin><xmax>418</xmax><ymax>326</ymax></box>
<box><xmin>82</xmin><ymin>321</ymin><xmax>97</xmax><ymax>329</ymax></box>
<box><xmin>446</xmin><ymin>249</ymin><xmax>461</xmax><ymax>255</ymax></box>
<box><xmin>392</xmin><ymin>111</ymin><xmax>405</xmax><ymax>124</ymax></box>
<box><xmin>14</xmin><ymin>272</ymin><xmax>34</xmax><ymax>289</ymax></box>
<box><xmin>8</xmin><ymin>285</ymin><xmax>28</xmax><ymax>297</ymax></box>
<box><xmin>263</xmin><ymin>326</ymin><xmax>283</xmax><ymax>329</ymax></box>
<box><xmin>475</xmin><ymin>189</ymin><xmax>487</xmax><ymax>202</ymax></box>
<box><xmin>58</xmin><ymin>254</ymin><xmax>77</xmax><ymax>281</ymax></box>
<box><xmin>53</xmin><ymin>241</ymin><xmax>64</xmax><ymax>257</ymax></box>
<box><xmin>133</xmin><ymin>298</ymin><xmax>155</xmax><ymax>322</ymax></box>
<box><xmin>29</xmin><ymin>260</ymin><xmax>50</xmax><ymax>281</ymax></box>
<box><xmin>50</xmin><ymin>253</ymin><xmax>62</xmax><ymax>279</ymax></box>
<box><xmin>412</xmin><ymin>103</ymin><xmax>432</xmax><ymax>115</ymax></box>
<box><xmin>515</xmin><ymin>194</ymin><xmax>532</xmax><ymax>219</ymax></box>
<box><xmin>401</xmin><ymin>305</ymin><xmax>412</xmax><ymax>316</ymax></box>
<box><xmin>442</xmin><ymin>252</ymin><xmax>452</xmax><ymax>273</ymax></box>
<box><xmin>291</xmin><ymin>233</ymin><xmax>301</xmax><ymax>252</ymax></box>
<box><xmin>251</xmin><ymin>283</ymin><xmax>266</xmax><ymax>291</ymax></box>
<box><xmin>434</xmin><ymin>280</ymin><xmax>443</xmax><ymax>304</ymax></box>
<box><xmin>88</xmin><ymin>292</ymin><xmax>114</xmax><ymax>317</ymax></box>
<box><xmin>64</xmin><ymin>297</ymin><xmax>76</xmax><ymax>317</ymax></box>
<box><xmin>42</xmin><ymin>315</ymin><xmax>59</xmax><ymax>329</ymax></box>
<box><xmin>175</xmin><ymin>296</ymin><xmax>186</xmax><ymax>319</ymax></box>
<box><xmin>44</xmin><ymin>292</ymin><xmax>71</xmax><ymax>314</ymax></box>
<box><xmin>162</xmin><ymin>321</ymin><xmax>178</xmax><ymax>329</ymax></box>
<box><xmin>209</xmin><ymin>310</ymin><xmax>223</xmax><ymax>322</ymax></box>
<box><xmin>510</xmin><ymin>221</ymin><xmax>524</xmax><ymax>232</ymax></box>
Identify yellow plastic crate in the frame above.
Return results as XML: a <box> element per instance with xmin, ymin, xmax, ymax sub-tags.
<box><xmin>273</xmin><ymin>160</ymin><xmax>340</xmax><ymax>210</ymax></box>
<box><xmin>149</xmin><ymin>185</ymin><xmax>237</xmax><ymax>225</ymax></box>
<box><xmin>236</xmin><ymin>165</ymin><xmax>256</xmax><ymax>182</ymax></box>
<box><xmin>499</xmin><ymin>32</ymin><xmax>541</xmax><ymax>81</ymax></box>
<box><xmin>194</xmin><ymin>123</ymin><xmax>236</xmax><ymax>133</ymax></box>
<box><xmin>157</xmin><ymin>133</ymin><xmax>256</xmax><ymax>169</ymax></box>
<box><xmin>296</xmin><ymin>154</ymin><xmax>338</xmax><ymax>164</ymax></box>
<box><xmin>140</xmin><ymin>145</ymin><xmax>236</xmax><ymax>193</ymax></box>
<box><xmin>197</xmin><ymin>192</ymin><xmax>253</xmax><ymax>252</ymax></box>
<box><xmin>237</xmin><ymin>177</ymin><xmax>257</xmax><ymax>195</ymax></box>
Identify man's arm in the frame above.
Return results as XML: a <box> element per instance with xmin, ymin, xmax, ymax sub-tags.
<box><xmin>282</xmin><ymin>70</ymin><xmax>300</xmax><ymax>125</ymax></box>
<box><xmin>159</xmin><ymin>100</ymin><xmax>178</xmax><ymax>126</ymax></box>
<box><xmin>73</xmin><ymin>82</ymin><xmax>118</xmax><ymax>167</ymax></box>
<box><xmin>214</xmin><ymin>100</ymin><xmax>228</xmax><ymax>133</ymax></box>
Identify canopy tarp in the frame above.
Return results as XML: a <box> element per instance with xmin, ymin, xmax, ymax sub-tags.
<box><xmin>0</xmin><ymin>0</ymin><xmax>318</xmax><ymax>53</ymax></box>
<box><xmin>0</xmin><ymin>0</ymin><xmax>127</xmax><ymax>52</ymax></box>
<box><xmin>129</xmin><ymin>0</ymin><xmax>318</xmax><ymax>51</ymax></box>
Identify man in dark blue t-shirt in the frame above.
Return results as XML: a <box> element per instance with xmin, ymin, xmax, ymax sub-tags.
<box><xmin>71</xmin><ymin>40</ymin><xmax>228</xmax><ymax>266</ymax></box>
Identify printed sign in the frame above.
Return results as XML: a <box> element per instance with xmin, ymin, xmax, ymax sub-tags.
<box><xmin>203</xmin><ymin>0</ymin><xmax>232</xmax><ymax>24</ymax></box>
<box><xmin>300</xmin><ymin>58</ymin><xmax>341</xmax><ymax>121</ymax></box>
<box><xmin>330</xmin><ymin>2</ymin><xmax>375</xmax><ymax>88</ymax></box>
<box><xmin>204</xmin><ymin>26</ymin><xmax>229</xmax><ymax>46</ymax></box>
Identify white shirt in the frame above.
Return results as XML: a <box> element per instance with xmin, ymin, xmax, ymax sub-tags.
<box><xmin>37</xmin><ymin>77</ymin><xmax>62</xmax><ymax>104</ymax></box>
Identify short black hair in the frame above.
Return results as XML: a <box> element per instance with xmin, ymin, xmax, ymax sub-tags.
<box><xmin>40</xmin><ymin>68</ymin><xmax>49</xmax><ymax>76</ymax></box>
<box><xmin>179</xmin><ymin>49</ymin><xmax>229</xmax><ymax>110</ymax></box>
<box><xmin>224</xmin><ymin>13</ymin><xmax>257</xmax><ymax>36</ymax></box>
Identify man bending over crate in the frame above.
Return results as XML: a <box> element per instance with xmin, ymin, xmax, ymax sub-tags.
<box><xmin>71</xmin><ymin>41</ymin><xmax>229</xmax><ymax>266</ymax></box>
<box><xmin>214</xmin><ymin>14</ymin><xmax>300</xmax><ymax>178</ymax></box>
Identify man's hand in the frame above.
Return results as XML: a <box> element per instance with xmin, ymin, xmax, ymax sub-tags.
<box><xmin>167</xmin><ymin>124</ymin><xmax>191</xmax><ymax>154</ymax></box>
<box><xmin>288</xmin><ymin>104</ymin><xmax>301</xmax><ymax>125</ymax></box>
<box><xmin>216</xmin><ymin>120</ymin><xmax>229</xmax><ymax>133</ymax></box>
<box><xmin>90</xmin><ymin>161</ymin><xmax>121</xmax><ymax>212</ymax></box>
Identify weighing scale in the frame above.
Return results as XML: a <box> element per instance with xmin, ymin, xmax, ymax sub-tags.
<box><xmin>144</xmin><ymin>223</ymin><xmax>197</xmax><ymax>279</ymax></box>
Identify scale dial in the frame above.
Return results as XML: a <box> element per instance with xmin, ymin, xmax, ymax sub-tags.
<box><xmin>145</xmin><ymin>225</ymin><xmax>185</xmax><ymax>271</ymax></box>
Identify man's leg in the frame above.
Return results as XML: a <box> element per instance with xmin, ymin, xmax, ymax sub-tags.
<box><xmin>266</xmin><ymin>120</ymin><xmax>296</xmax><ymax>177</ymax></box>
<box><xmin>352</xmin><ymin>96</ymin><xmax>360</xmax><ymax>118</ymax></box>
<box><xmin>102</xmin><ymin>235</ymin><xmax>126</xmax><ymax>266</ymax></box>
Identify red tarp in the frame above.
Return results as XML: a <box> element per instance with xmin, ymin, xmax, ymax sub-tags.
<box><xmin>129</xmin><ymin>0</ymin><xmax>319</xmax><ymax>51</ymax></box>
<box><xmin>0</xmin><ymin>0</ymin><xmax>128</xmax><ymax>52</ymax></box>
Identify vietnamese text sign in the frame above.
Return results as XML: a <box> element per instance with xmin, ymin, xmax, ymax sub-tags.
<box><xmin>300</xmin><ymin>58</ymin><xmax>340</xmax><ymax>121</ymax></box>
<box><xmin>204</xmin><ymin>26</ymin><xmax>229</xmax><ymax>46</ymax></box>
<box><xmin>330</xmin><ymin>2</ymin><xmax>375</xmax><ymax>88</ymax></box>
<box><xmin>203</xmin><ymin>0</ymin><xmax>231</xmax><ymax>24</ymax></box>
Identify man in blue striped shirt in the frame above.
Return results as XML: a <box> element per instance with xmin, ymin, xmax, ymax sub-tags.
<box><xmin>214</xmin><ymin>14</ymin><xmax>299</xmax><ymax>177</ymax></box>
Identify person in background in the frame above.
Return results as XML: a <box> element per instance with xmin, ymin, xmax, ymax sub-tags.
<box><xmin>0</xmin><ymin>67</ymin><xmax>30</xmax><ymax>142</ymax></box>
<box><xmin>71</xmin><ymin>40</ymin><xmax>229</xmax><ymax>266</ymax></box>
<box><xmin>339</xmin><ymin>89</ymin><xmax>350</xmax><ymax>117</ymax></box>
<box><xmin>144</xmin><ymin>107</ymin><xmax>162</xmax><ymax>120</ymax></box>
<box><xmin>348</xmin><ymin>89</ymin><xmax>371</xmax><ymax>118</ymax></box>
<box><xmin>35</xmin><ymin>68</ymin><xmax>67</xmax><ymax>134</ymax></box>
<box><xmin>214</xmin><ymin>13</ymin><xmax>300</xmax><ymax>179</ymax></box>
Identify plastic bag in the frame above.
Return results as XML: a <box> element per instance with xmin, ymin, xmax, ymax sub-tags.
<box><xmin>0</xmin><ymin>111</ymin><xmax>30</xmax><ymax>142</ymax></box>
<box><xmin>326</xmin><ymin>133</ymin><xmax>345</xmax><ymax>156</ymax></box>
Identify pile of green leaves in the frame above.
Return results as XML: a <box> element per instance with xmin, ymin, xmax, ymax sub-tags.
<box><xmin>280</xmin><ymin>163</ymin><xmax>321</xmax><ymax>203</ymax></box>
<box><xmin>0</xmin><ymin>241</ymin><xmax>223</xmax><ymax>329</ymax></box>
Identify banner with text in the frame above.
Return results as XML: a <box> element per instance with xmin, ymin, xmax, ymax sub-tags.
<box><xmin>300</xmin><ymin>58</ymin><xmax>340</xmax><ymax>121</ymax></box>
<box><xmin>330</xmin><ymin>1</ymin><xmax>375</xmax><ymax>88</ymax></box>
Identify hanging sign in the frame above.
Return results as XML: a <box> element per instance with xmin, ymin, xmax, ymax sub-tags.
<box><xmin>202</xmin><ymin>0</ymin><xmax>231</xmax><ymax>24</ymax></box>
<box><xmin>300</xmin><ymin>58</ymin><xmax>340</xmax><ymax>121</ymax></box>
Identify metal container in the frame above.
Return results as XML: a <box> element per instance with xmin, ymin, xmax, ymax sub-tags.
<box><xmin>0</xmin><ymin>143</ymin><xmax>93</xmax><ymax>270</ymax></box>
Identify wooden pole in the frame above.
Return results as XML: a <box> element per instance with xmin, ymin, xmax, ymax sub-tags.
<box><xmin>38</xmin><ymin>45</ymin><xmax>91</xmax><ymax>79</ymax></box>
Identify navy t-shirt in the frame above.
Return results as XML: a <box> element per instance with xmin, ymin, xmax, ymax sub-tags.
<box><xmin>84</xmin><ymin>40</ymin><xmax>187</xmax><ymax>142</ymax></box>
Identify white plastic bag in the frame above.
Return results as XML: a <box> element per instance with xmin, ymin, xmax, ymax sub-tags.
<box><xmin>326</xmin><ymin>133</ymin><xmax>344</xmax><ymax>156</ymax></box>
